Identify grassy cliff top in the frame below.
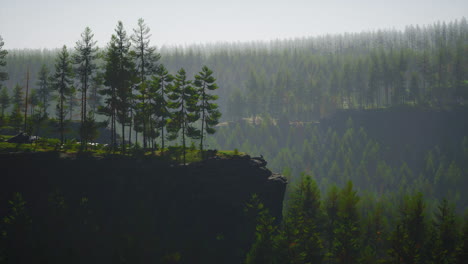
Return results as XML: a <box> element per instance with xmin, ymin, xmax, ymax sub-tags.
<box><xmin>0</xmin><ymin>135</ymin><xmax>247</xmax><ymax>163</ymax></box>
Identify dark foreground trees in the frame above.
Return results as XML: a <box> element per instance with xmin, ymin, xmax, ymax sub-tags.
<box><xmin>245</xmin><ymin>176</ymin><xmax>467</xmax><ymax>264</ymax></box>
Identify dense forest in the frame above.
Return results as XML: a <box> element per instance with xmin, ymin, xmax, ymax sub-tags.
<box><xmin>1</xmin><ymin>17</ymin><xmax>468</xmax><ymax>264</ymax></box>
<box><xmin>2</xmin><ymin>18</ymin><xmax>468</xmax><ymax>121</ymax></box>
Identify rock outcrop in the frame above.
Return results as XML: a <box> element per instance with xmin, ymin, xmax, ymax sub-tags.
<box><xmin>0</xmin><ymin>152</ymin><xmax>287</xmax><ymax>264</ymax></box>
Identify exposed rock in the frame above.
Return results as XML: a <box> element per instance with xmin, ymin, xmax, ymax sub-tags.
<box><xmin>6</xmin><ymin>132</ymin><xmax>39</xmax><ymax>143</ymax></box>
<box><xmin>0</xmin><ymin>152</ymin><xmax>287</xmax><ymax>264</ymax></box>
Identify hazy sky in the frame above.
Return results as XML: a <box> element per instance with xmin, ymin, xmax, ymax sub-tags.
<box><xmin>1</xmin><ymin>0</ymin><xmax>467</xmax><ymax>49</ymax></box>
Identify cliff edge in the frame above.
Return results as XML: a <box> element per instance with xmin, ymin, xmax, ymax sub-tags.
<box><xmin>0</xmin><ymin>152</ymin><xmax>287</xmax><ymax>264</ymax></box>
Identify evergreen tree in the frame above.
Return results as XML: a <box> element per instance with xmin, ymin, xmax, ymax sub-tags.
<box><xmin>244</xmin><ymin>195</ymin><xmax>277</xmax><ymax>264</ymax></box>
<box><xmin>36</xmin><ymin>64</ymin><xmax>51</xmax><ymax>118</ymax></box>
<box><xmin>131</xmin><ymin>18</ymin><xmax>161</xmax><ymax>148</ymax></box>
<box><xmin>0</xmin><ymin>35</ymin><xmax>8</xmax><ymax>83</ymax></box>
<box><xmin>114</xmin><ymin>21</ymin><xmax>135</xmax><ymax>152</ymax></box>
<box><xmin>150</xmin><ymin>64</ymin><xmax>173</xmax><ymax>154</ymax></box>
<box><xmin>194</xmin><ymin>66</ymin><xmax>221</xmax><ymax>152</ymax></box>
<box><xmin>9</xmin><ymin>84</ymin><xmax>24</xmax><ymax>132</ymax></box>
<box><xmin>167</xmin><ymin>68</ymin><xmax>200</xmax><ymax>164</ymax></box>
<box><xmin>333</xmin><ymin>181</ymin><xmax>360</xmax><ymax>264</ymax></box>
<box><xmin>0</xmin><ymin>87</ymin><xmax>10</xmax><ymax>118</ymax></box>
<box><xmin>89</xmin><ymin>71</ymin><xmax>103</xmax><ymax>114</ymax></box>
<box><xmin>52</xmin><ymin>46</ymin><xmax>74</xmax><ymax>144</ymax></box>
<box><xmin>324</xmin><ymin>184</ymin><xmax>340</xmax><ymax>261</ymax></box>
<box><xmin>103</xmin><ymin>22</ymin><xmax>136</xmax><ymax>152</ymax></box>
<box><xmin>74</xmin><ymin>27</ymin><xmax>98</xmax><ymax>149</ymax></box>
<box><xmin>389</xmin><ymin>193</ymin><xmax>427</xmax><ymax>264</ymax></box>
<box><xmin>280</xmin><ymin>174</ymin><xmax>324</xmax><ymax>263</ymax></box>
<box><xmin>456</xmin><ymin>215</ymin><xmax>468</xmax><ymax>264</ymax></box>
<box><xmin>68</xmin><ymin>86</ymin><xmax>77</xmax><ymax>121</ymax></box>
<box><xmin>433</xmin><ymin>199</ymin><xmax>458</xmax><ymax>263</ymax></box>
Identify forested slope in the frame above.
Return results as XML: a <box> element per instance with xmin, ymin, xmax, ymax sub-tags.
<box><xmin>2</xmin><ymin>18</ymin><xmax>467</xmax><ymax>121</ymax></box>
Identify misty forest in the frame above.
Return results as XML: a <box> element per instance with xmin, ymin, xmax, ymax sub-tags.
<box><xmin>1</xmin><ymin>17</ymin><xmax>468</xmax><ymax>264</ymax></box>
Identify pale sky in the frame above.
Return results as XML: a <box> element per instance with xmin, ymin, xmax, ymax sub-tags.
<box><xmin>0</xmin><ymin>0</ymin><xmax>467</xmax><ymax>49</ymax></box>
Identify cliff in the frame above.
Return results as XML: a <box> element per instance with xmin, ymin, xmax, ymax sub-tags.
<box><xmin>0</xmin><ymin>152</ymin><xmax>287</xmax><ymax>264</ymax></box>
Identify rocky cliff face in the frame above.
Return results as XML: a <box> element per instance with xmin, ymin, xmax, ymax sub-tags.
<box><xmin>0</xmin><ymin>152</ymin><xmax>287</xmax><ymax>264</ymax></box>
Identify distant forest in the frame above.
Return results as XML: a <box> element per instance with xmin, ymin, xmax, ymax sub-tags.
<box><xmin>1</xmin><ymin>18</ymin><xmax>468</xmax><ymax>264</ymax></box>
<box><xmin>1</xmin><ymin>18</ymin><xmax>468</xmax><ymax>208</ymax></box>
<box><xmin>2</xmin><ymin>18</ymin><xmax>468</xmax><ymax>122</ymax></box>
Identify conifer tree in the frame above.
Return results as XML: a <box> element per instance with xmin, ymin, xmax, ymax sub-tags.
<box><xmin>244</xmin><ymin>195</ymin><xmax>277</xmax><ymax>264</ymax></box>
<box><xmin>0</xmin><ymin>35</ymin><xmax>8</xmax><ymax>83</ymax></box>
<box><xmin>150</xmin><ymin>64</ymin><xmax>173</xmax><ymax>154</ymax></box>
<box><xmin>333</xmin><ymin>181</ymin><xmax>360</xmax><ymax>264</ymax></box>
<box><xmin>432</xmin><ymin>199</ymin><xmax>458</xmax><ymax>263</ymax></box>
<box><xmin>36</xmin><ymin>64</ymin><xmax>51</xmax><ymax>117</ymax></box>
<box><xmin>167</xmin><ymin>68</ymin><xmax>200</xmax><ymax>164</ymax></box>
<box><xmin>0</xmin><ymin>87</ymin><xmax>10</xmax><ymax>118</ymax></box>
<box><xmin>52</xmin><ymin>46</ymin><xmax>74</xmax><ymax>144</ymax></box>
<box><xmin>131</xmin><ymin>18</ymin><xmax>160</xmax><ymax>148</ymax></box>
<box><xmin>389</xmin><ymin>193</ymin><xmax>427</xmax><ymax>264</ymax></box>
<box><xmin>103</xmin><ymin>22</ymin><xmax>136</xmax><ymax>152</ymax></box>
<box><xmin>74</xmin><ymin>27</ymin><xmax>98</xmax><ymax>149</ymax></box>
<box><xmin>10</xmin><ymin>84</ymin><xmax>24</xmax><ymax>132</ymax></box>
<box><xmin>194</xmin><ymin>66</ymin><xmax>221</xmax><ymax>152</ymax></box>
<box><xmin>279</xmin><ymin>174</ymin><xmax>324</xmax><ymax>263</ymax></box>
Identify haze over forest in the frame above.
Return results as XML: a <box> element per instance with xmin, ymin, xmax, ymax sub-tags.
<box><xmin>1</xmin><ymin>0</ymin><xmax>467</xmax><ymax>49</ymax></box>
<box><xmin>1</xmin><ymin>2</ymin><xmax>468</xmax><ymax>264</ymax></box>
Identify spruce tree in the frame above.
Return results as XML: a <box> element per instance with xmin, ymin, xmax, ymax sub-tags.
<box><xmin>244</xmin><ymin>195</ymin><xmax>277</xmax><ymax>264</ymax></box>
<box><xmin>333</xmin><ymin>181</ymin><xmax>360</xmax><ymax>264</ymax></box>
<box><xmin>432</xmin><ymin>199</ymin><xmax>458</xmax><ymax>263</ymax></box>
<box><xmin>0</xmin><ymin>35</ymin><xmax>8</xmax><ymax>83</ymax></box>
<box><xmin>0</xmin><ymin>87</ymin><xmax>10</xmax><ymax>119</ymax></box>
<box><xmin>102</xmin><ymin>21</ymin><xmax>135</xmax><ymax>152</ymax></box>
<box><xmin>280</xmin><ymin>174</ymin><xmax>324</xmax><ymax>263</ymax></box>
<box><xmin>150</xmin><ymin>64</ymin><xmax>173</xmax><ymax>154</ymax></box>
<box><xmin>52</xmin><ymin>46</ymin><xmax>74</xmax><ymax>144</ymax></box>
<box><xmin>131</xmin><ymin>18</ymin><xmax>160</xmax><ymax>148</ymax></box>
<box><xmin>194</xmin><ymin>66</ymin><xmax>221</xmax><ymax>153</ymax></box>
<box><xmin>36</xmin><ymin>64</ymin><xmax>51</xmax><ymax>118</ymax></box>
<box><xmin>74</xmin><ymin>27</ymin><xmax>98</xmax><ymax>149</ymax></box>
<box><xmin>9</xmin><ymin>84</ymin><xmax>23</xmax><ymax>132</ymax></box>
<box><xmin>167</xmin><ymin>68</ymin><xmax>200</xmax><ymax>164</ymax></box>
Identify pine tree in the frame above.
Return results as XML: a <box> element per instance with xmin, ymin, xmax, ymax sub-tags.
<box><xmin>150</xmin><ymin>64</ymin><xmax>173</xmax><ymax>154</ymax></box>
<box><xmin>333</xmin><ymin>181</ymin><xmax>360</xmax><ymax>264</ymax></box>
<box><xmin>0</xmin><ymin>87</ymin><xmax>10</xmax><ymax>118</ymax></box>
<box><xmin>131</xmin><ymin>18</ymin><xmax>160</xmax><ymax>148</ymax></box>
<box><xmin>114</xmin><ymin>22</ymin><xmax>135</xmax><ymax>152</ymax></box>
<box><xmin>280</xmin><ymin>174</ymin><xmax>324</xmax><ymax>263</ymax></box>
<box><xmin>9</xmin><ymin>84</ymin><xmax>24</xmax><ymax>132</ymax></box>
<box><xmin>432</xmin><ymin>199</ymin><xmax>458</xmax><ymax>263</ymax></box>
<box><xmin>324</xmin><ymin>184</ymin><xmax>340</xmax><ymax>262</ymax></box>
<box><xmin>456</xmin><ymin>215</ymin><xmax>468</xmax><ymax>264</ymax></box>
<box><xmin>103</xmin><ymin>22</ymin><xmax>136</xmax><ymax>152</ymax></box>
<box><xmin>244</xmin><ymin>195</ymin><xmax>277</xmax><ymax>264</ymax></box>
<box><xmin>0</xmin><ymin>35</ymin><xmax>8</xmax><ymax>83</ymax></box>
<box><xmin>52</xmin><ymin>46</ymin><xmax>74</xmax><ymax>144</ymax></box>
<box><xmin>167</xmin><ymin>68</ymin><xmax>200</xmax><ymax>164</ymax></box>
<box><xmin>194</xmin><ymin>66</ymin><xmax>221</xmax><ymax>153</ymax></box>
<box><xmin>36</xmin><ymin>64</ymin><xmax>51</xmax><ymax>118</ymax></box>
<box><xmin>74</xmin><ymin>27</ymin><xmax>98</xmax><ymax>149</ymax></box>
<box><xmin>389</xmin><ymin>193</ymin><xmax>427</xmax><ymax>264</ymax></box>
